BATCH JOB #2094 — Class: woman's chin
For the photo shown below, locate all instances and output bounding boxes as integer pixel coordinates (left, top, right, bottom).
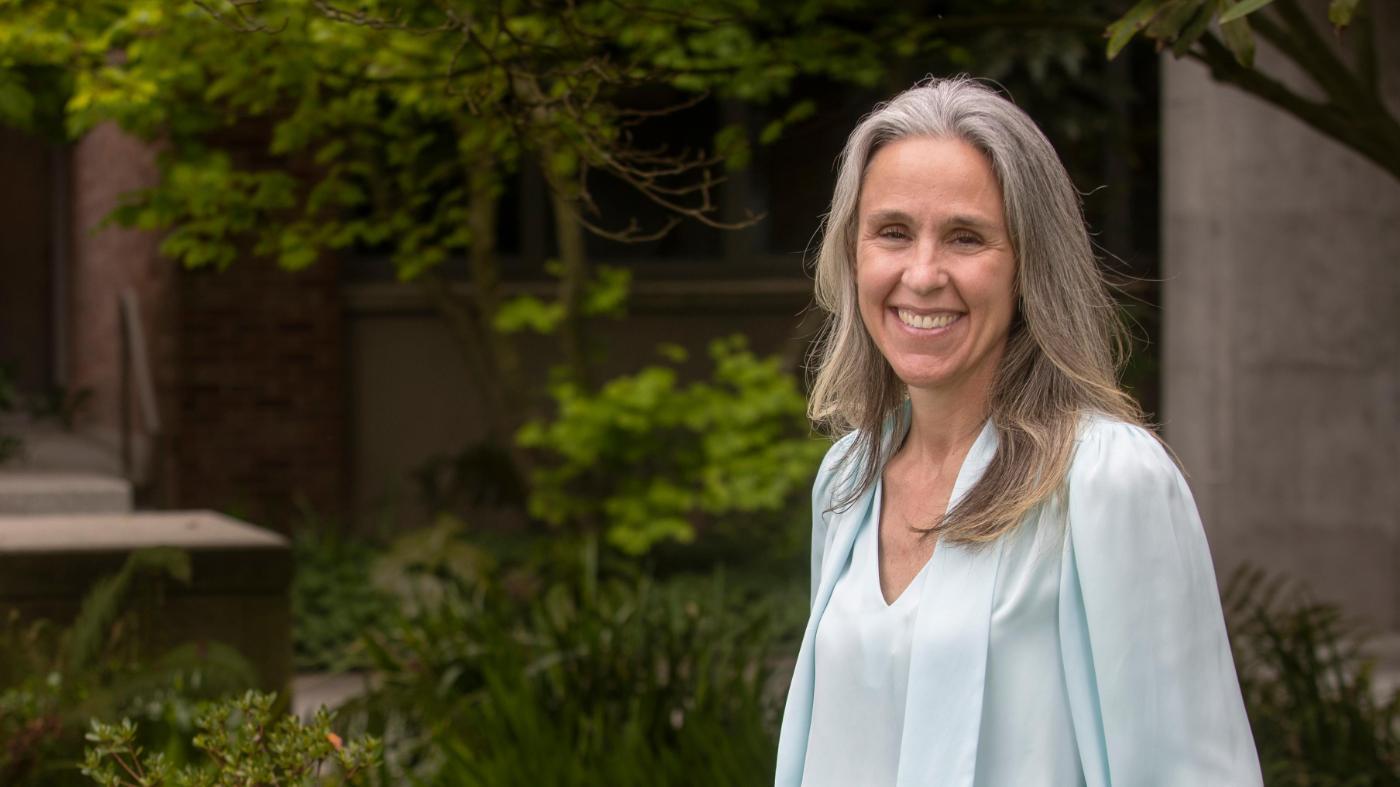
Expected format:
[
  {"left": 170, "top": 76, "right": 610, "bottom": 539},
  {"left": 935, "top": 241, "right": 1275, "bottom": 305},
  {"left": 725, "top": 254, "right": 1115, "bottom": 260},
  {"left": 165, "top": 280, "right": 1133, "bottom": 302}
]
[{"left": 891, "top": 366, "right": 958, "bottom": 392}]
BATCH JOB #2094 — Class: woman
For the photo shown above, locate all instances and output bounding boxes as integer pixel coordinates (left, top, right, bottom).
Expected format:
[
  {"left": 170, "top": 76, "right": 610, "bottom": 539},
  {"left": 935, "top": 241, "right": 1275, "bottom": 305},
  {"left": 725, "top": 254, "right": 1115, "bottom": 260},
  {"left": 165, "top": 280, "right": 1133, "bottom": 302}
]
[{"left": 775, "top": 78, "right": 1262, "bottom": 787}]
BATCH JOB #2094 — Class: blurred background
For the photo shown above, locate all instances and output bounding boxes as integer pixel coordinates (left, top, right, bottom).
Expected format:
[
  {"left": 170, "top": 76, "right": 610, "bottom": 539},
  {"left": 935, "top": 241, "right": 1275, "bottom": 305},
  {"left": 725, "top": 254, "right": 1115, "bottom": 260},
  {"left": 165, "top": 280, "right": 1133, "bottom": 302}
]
[{"left": 0, "top": 0, "right": 1396, "bottom": 784}]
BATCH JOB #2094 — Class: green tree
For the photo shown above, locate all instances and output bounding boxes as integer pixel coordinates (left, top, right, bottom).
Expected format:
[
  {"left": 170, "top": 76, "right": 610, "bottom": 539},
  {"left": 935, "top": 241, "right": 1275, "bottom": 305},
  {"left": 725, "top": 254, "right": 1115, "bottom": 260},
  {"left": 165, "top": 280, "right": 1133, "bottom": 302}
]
[
  {"left": 0, "top": 0, "right": 1150, "bottom": 552},
  {"left": 1107, "top": 0, "right": 1400, "bottom": 181},
  {"left": 0, "top": 1, "right": 894, "bottom": 461}
]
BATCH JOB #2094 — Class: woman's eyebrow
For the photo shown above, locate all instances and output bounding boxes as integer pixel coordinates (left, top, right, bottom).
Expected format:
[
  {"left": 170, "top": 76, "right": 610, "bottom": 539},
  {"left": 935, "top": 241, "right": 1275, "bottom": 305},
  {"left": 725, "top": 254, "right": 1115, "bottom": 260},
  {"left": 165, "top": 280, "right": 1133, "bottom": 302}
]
[
  {"left": 940, "top": 214, "right": 998, "bottom": 232},
  {"left": 861, "top": 208, "right": 998, "bottom": 232},
  {"left": 862, "top": 208, "right": 915, "bottom": 226}
]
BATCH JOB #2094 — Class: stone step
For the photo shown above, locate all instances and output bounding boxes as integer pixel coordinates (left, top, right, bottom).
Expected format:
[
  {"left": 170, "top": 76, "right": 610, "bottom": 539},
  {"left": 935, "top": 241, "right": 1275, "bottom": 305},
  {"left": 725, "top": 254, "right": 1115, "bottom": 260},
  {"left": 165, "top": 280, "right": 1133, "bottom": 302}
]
[
  {"left": 0, "top": 471, "right": 132, "bottom": 514},
  {"left": 0, "top": 414, "right": 123, "bottom": 477}
]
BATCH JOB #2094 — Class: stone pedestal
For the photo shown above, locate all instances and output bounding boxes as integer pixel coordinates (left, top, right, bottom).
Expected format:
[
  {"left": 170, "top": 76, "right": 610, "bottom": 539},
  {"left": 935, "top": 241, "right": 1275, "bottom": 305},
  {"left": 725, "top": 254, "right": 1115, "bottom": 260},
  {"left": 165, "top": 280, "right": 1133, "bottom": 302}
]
[{"left": 0, "top": 511, "right": 292, "bottom": 692}]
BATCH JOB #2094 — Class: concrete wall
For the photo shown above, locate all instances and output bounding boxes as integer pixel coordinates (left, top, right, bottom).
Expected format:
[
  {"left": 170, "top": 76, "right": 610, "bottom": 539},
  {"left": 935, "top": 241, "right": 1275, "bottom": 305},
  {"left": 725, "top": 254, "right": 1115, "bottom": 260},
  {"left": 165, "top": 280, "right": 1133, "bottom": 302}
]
[{"left": 1161, "top": 8, "right": 1400, "bottom": 629}]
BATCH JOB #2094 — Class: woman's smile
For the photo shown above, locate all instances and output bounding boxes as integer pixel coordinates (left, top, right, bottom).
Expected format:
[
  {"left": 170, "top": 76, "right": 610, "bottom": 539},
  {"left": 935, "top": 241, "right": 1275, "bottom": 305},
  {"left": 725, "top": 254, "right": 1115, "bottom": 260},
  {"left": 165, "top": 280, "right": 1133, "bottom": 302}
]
[{"left": 892, "top": 308, "right": 963, "bottom": 333}]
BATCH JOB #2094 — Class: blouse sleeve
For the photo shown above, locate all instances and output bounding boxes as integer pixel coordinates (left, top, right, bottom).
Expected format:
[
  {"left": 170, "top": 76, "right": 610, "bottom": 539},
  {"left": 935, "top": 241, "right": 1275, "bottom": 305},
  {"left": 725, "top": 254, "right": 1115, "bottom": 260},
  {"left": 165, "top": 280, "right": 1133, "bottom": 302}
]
[{"left": 1058, "top": 420, "right": 1263, "bottom": 787}]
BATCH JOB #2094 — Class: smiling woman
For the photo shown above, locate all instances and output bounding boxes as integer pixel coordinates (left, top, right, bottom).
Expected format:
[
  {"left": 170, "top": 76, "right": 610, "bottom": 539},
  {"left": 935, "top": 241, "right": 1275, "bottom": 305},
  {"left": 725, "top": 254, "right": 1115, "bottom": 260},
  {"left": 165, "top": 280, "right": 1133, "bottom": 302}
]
[
  {"left": 856, "top": 136, "right": 1016, "bottom": 411},
  {"left": 777, "top": 77, "right": 1263, "bottom": 787}
]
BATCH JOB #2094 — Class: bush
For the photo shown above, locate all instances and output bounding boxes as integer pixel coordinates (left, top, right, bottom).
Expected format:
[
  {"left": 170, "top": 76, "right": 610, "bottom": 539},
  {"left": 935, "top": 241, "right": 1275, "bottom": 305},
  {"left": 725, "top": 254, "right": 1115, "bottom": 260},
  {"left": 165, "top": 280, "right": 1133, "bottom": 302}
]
[
  {"left": 518, "top": 336, "right": 825, "bottom": 556},
  {"left": 291, "top": 531, "right": 398, "bottom": 672},
  {"left": 0, "top": 549, "right": 256, "bottom": 785},
  {"left": 82, "top": 690, "right": 380, "bottom": 786},
  {"left": 336, "top": 522, "right": 804, "bottom": 785},
  {"left": 1225, "top": 566, "right": 1400, "bottom": 785}
]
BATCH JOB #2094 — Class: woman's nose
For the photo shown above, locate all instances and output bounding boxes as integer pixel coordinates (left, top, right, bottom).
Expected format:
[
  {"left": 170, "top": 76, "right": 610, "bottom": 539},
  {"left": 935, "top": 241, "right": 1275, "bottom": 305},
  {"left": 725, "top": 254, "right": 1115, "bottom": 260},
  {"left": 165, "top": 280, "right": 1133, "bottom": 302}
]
[{"left": 900, "top": 244, "right": 951, "bottom": 293}]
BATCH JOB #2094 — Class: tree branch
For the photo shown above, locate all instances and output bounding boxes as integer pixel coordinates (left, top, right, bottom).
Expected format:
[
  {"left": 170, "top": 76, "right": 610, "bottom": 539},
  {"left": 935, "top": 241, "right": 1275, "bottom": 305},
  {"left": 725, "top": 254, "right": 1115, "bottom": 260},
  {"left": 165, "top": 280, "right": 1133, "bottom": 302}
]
[{"left": 1189, "top": 32, "right": 1400, "bottom": 182}]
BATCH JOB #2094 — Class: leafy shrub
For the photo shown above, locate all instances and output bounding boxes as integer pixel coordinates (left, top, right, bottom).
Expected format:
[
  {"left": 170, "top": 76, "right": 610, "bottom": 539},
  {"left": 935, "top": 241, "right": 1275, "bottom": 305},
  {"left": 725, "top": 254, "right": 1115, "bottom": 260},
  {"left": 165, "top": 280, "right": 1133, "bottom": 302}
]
[
  {"left": 1225, "top": 566, "right": 1400, "bottom": 785},
  {"left": 337, "top": 524, "right": 804, "bottom": 786},
  {"left": 291, "top": 531, "right": 398, "bottom": 672},
  {"left": 518, "top": 335, "right": 825, "bottom": 555},
  {"left": 82, "top": 690, "right": 381, "bottom": 786},
  {"left": 0, "top": 549, "right": 256, "bottom": 785}
]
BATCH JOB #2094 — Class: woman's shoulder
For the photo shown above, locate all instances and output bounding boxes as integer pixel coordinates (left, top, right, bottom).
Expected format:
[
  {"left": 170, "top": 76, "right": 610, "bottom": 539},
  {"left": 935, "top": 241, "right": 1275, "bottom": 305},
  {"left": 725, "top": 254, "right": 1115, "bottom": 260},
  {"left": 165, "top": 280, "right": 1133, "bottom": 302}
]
[{"left": 1069, "top": 413, "right": 1183, "bottom": 497}]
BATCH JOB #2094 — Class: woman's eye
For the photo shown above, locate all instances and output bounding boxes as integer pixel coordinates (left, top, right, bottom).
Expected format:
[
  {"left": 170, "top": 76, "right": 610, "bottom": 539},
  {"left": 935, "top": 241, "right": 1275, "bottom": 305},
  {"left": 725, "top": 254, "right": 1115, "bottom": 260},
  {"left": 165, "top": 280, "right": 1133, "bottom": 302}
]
[
  {"left": 877, "top": 226, "right": 910, "bottom": 240},
  {"left": 950, "top": 232, "right": 982, "bottom": 246}
]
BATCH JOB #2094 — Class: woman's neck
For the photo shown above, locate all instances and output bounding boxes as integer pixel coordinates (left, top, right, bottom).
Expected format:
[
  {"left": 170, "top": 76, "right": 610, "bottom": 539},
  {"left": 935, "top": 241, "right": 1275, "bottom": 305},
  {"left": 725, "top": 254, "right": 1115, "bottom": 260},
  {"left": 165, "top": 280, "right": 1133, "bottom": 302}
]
[{"left": 901, "top": 377, "right": 992, "bottom": 468}]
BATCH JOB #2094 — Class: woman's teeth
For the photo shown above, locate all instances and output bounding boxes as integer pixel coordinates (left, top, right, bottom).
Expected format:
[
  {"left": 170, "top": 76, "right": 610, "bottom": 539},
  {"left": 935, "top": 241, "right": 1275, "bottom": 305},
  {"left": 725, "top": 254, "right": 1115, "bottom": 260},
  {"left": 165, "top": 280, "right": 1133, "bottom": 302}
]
[{"left": 897, "top": 309, "right": 959, "bottom": 330}]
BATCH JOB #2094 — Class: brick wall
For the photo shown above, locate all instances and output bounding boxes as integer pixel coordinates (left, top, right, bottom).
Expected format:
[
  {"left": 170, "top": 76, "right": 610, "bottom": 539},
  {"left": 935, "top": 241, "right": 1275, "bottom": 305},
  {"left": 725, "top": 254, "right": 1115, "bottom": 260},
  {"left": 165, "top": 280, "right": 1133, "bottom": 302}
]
[
  {"left": 67, "top": 123, "right": 348, "bottom": 522},
  {"left": 173, "top": 256, "right": 346, "bottom": 524}
]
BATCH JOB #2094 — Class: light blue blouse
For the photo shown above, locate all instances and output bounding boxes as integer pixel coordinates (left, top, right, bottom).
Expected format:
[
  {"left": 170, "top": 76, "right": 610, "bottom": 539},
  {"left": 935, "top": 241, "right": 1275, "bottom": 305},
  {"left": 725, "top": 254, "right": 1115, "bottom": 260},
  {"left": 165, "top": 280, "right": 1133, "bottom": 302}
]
[{"left": 776, "top": 412, "right": 1263, "bottom": 787}]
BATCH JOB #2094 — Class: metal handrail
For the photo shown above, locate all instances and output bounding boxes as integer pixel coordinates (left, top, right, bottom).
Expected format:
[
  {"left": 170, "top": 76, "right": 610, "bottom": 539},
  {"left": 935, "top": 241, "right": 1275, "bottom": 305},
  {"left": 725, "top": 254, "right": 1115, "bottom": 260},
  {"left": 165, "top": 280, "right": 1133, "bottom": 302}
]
[{"left": 118, "top": 288, "right": 163, "bottom": 493}]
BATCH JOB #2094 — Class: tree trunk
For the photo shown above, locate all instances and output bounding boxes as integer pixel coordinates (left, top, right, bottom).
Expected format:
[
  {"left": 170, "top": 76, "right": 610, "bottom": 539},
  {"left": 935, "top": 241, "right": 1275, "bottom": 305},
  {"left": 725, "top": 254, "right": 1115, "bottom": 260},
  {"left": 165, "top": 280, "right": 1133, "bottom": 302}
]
[
  {"left": 549, "top": 186, "right": 592, "bottom": 389},
  {"left": 419, "top": 153, "right": 534, "bottom": 483}
]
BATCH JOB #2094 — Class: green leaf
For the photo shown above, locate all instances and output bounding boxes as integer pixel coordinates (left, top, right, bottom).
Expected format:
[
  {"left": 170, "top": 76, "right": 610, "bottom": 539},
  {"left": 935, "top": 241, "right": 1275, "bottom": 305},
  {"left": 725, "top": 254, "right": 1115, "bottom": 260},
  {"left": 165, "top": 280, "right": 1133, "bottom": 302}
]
[
  {"left": 783, "top": 99, "right": 816, "bottom": 124},
  {"left": 1219, "top": 0, "right": 1277, "bottom": 24},
  {"left": 713, "top": 123, "right": 751, "bottom": 172},
  {"left": 1170, "top": 4, "right": 1219, "bottom": 56},
  {"left": 582, "top": 266, "right": 631, "bottom": 318},
  {"left": 758, "top": 118, "right": 784, "bottom": 146},
  {"left": 494, "top": 295, "right": 566, "bottom": 334},
  {"left": 1146, "top": 0, "right": 1207, "bottom": 42},
  {"left": 1328, "top": 0, "right": 1361, "bottom": 29},
  {"left": 1106, "top": 0, "right": 1162, "bottom": 59},
  {"left": 0, "top": 74, "right": 36, "bottom": 127},
  {"left": 1220, "top": 13, "right": 1256, "bottom": 67},
  {"left": 656, "top": 343, "right": 688, "bottom": 363}
]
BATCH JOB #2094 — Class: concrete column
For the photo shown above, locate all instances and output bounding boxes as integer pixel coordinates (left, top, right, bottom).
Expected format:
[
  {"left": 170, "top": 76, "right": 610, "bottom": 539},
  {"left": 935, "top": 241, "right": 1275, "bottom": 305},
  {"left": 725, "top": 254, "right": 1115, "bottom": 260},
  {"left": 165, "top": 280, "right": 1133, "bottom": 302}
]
[{"left": 1161, "top": 7, "right": 1400, "bottom": 628}]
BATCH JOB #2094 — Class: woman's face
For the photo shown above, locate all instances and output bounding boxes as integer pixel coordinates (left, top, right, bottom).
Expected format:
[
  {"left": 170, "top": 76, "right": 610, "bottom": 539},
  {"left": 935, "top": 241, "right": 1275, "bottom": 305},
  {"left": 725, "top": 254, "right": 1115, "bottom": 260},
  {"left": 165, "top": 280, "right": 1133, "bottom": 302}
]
[{"left": 855, "top": 135, "right": 1017, "bottom": 397}]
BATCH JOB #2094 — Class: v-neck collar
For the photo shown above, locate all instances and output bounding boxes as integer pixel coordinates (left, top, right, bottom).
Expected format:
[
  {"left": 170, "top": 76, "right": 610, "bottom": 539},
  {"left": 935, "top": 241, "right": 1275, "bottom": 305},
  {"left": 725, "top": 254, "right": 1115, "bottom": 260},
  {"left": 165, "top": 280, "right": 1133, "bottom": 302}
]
[
  {"left": 874, "top": 408, "right": 992, "bottom": 608},
  {"left": 869, "top": 476, "right": 931, "bottom": 610}
]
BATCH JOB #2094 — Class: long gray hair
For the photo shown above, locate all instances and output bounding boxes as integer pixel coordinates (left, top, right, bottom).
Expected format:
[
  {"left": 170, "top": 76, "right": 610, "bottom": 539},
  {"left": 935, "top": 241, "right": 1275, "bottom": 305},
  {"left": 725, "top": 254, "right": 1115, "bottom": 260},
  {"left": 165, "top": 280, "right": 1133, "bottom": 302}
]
[{"left": 806, "top": 75, "right": 1145, "bottom": 544}]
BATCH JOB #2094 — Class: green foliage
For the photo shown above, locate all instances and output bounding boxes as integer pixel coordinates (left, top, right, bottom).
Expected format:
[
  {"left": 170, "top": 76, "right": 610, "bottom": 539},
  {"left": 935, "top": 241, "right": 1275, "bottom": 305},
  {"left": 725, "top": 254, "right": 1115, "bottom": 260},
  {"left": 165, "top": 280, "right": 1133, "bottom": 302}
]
[
  {"left": 493, "top": 264, "right": 631, "bottom": 336},
  {"left": 518, "top": 336, "right": 825, "bottom": 555},
  {"left": 427, "top": 579, "right": 787, "bottom": 786},
  {"left": 290, "top": 531, "right": 398, "bottom": 672},
  {"left": 341, "top": 529, "right": 803, "bottom": 786},
  {"left": 82, "top": 691, "right": 381, "bottom": 786},
  {"left": 1224, "top": 566, "right": 1400, "bottom": 785},
  {"left": 0, "top": 0, "right": 931, "bottom": 281},
  {"left": 1106, "top": 0, "right": 1364, "bottom": 66},
  {"left": 1105, "top": 0, "right": 1399, "bottom": 182},
  {"left": 0, "top": 549, "right": 257, "bottom": 785},
  {"left": 368, "top": 515, "right": 495, "bottom": 617}
]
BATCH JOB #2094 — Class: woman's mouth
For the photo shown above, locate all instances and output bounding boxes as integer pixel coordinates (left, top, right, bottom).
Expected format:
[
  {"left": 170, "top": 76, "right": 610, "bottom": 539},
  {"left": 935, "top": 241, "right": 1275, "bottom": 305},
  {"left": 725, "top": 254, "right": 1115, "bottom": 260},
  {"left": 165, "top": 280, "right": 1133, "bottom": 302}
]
[{"left": 895, "top": 308, "right": 962, "bottom": 330}]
